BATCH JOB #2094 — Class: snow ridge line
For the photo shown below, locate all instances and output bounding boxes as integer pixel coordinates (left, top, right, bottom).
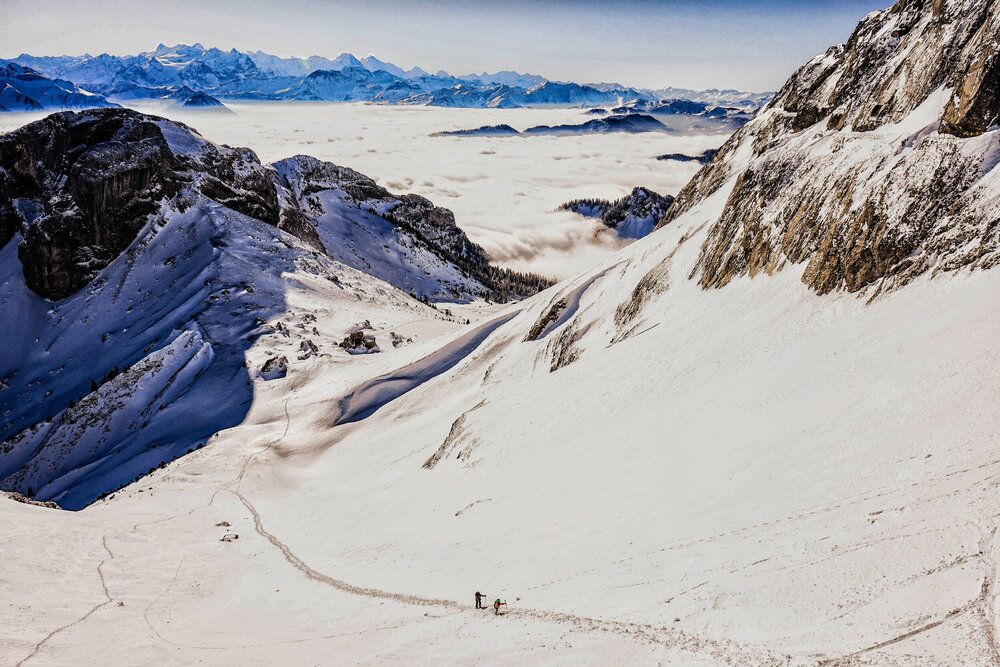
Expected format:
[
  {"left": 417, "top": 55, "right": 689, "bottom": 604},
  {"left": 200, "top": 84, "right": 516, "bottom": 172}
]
[{"left": 15, "top": 536, "right": 115, "bottom": 666}]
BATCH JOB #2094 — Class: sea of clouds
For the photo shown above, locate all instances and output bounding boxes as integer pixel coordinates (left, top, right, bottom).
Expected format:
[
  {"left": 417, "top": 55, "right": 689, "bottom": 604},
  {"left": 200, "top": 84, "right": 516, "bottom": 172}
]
[{"left": 4, "top": 103, "right": 728, "bottom": 280}]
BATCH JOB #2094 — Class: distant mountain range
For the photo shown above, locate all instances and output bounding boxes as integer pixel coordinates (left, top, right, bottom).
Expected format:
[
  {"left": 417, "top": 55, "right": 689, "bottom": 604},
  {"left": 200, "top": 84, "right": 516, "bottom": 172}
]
[
  {"left": 0, "top": 43, "right": 773, "bottom": 112},
  {"left": 0, "top": 62, "right": 118, "bottom": 112}
]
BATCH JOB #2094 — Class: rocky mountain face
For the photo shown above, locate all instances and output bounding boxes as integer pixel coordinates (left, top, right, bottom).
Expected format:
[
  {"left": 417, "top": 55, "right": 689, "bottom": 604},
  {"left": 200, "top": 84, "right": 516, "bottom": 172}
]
[
  {"left": 561, "top": 187, "right": 674, "bottom": 239},
  {"left": 0, "top": 108, "right": 545, "bottom": 304},
  {"left": 0, "top": 108, "right": 551, "bottom": 508},
  {"left": 659, "top": 0, "right": 1000, "bottom": 296},
  {"left": 0, "top": 109, "right": 276, "bottom": 299}
]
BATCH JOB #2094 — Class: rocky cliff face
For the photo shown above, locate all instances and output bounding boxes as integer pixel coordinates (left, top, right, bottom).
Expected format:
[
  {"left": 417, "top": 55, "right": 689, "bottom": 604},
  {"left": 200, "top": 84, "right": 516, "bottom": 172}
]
[
  {"left": 0, "top": 109, "right": 277, "bottom": 299},
  {"left": 660, "top": 0, "right": 1000, "bottom": 296}
]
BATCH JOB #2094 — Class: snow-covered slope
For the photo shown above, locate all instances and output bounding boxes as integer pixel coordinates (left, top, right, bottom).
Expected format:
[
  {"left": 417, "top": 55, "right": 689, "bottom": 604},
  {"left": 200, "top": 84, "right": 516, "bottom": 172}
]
[
  {"left": 0, "top": 109, "right": 545, "bottom": 508},
  {"left": 3, "top": 1, "right": 1000, "bottom": 664},
  {"left": 274, "top": 155, "right": 492, "bottom": 301}
]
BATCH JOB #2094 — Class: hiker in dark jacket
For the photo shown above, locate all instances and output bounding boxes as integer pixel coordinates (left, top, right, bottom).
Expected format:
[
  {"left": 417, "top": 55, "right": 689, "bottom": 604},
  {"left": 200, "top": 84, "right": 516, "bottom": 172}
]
[{"left": 475, "top": 591, "right": 485, "bottom": 609}]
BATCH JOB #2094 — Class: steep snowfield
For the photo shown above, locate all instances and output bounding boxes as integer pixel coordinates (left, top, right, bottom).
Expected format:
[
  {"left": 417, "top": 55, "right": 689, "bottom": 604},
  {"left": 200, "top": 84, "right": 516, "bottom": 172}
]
[{"left": 0, "top": 192, "right": 462, "bottom": 509}]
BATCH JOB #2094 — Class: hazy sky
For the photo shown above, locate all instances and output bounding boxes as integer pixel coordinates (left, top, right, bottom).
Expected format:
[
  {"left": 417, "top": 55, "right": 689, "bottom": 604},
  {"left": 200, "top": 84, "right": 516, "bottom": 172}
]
[{"left": 3, "top": 0, "right": 891, "bottom": 90}]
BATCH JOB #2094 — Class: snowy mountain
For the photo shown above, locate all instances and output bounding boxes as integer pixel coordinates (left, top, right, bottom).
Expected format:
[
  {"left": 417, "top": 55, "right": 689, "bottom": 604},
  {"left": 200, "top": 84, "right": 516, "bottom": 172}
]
[
  {"left": 434, "top": 114, "right": 673, "bottom": 137},
  {"left": 0, "top": 62, "right": 117, "bottom": 111},
  {"left": 168, "top": 86, "right": 229, "bottom": 110},
  {"left": 7, "top": 1, "right": 1000, "bottom": 663},
  {"left": 275, "top": 67, "right": 418, "bottom": 102},
  {"left": 646, "top": 86, "right": 775, "bottom": 109},
  {"left": 660, "top": 0, "right": 1000, "bottom": 295},
  {"left": 273, "top": 155, "right": 545, "bottom": 301},
  {"left": 515, "top": 81, "right": 622, "bottom": 107},
  {"left": 360, "top": 54, "right": 407, "bottom": 79},
  {"left": 459, "top": 70, "right": 548, "bottom": 89},
  {"left": 400, "top": 83, "right": 523, "bottom": 108},
  {"left": 559, "top": 187, "right": 674, "bottom": 239},
  {"left": 4, "top": 44, "right": 773, "bottom": 112},
  {"left": 0, "top": 108, "right": 548, "bottom": 508}
]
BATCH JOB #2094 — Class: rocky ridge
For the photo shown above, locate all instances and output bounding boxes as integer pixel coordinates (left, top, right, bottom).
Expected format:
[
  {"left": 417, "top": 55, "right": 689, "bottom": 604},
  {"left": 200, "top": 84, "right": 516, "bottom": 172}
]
[{"left": 658, "top": 0, "right": 1000, "bottom": 296}]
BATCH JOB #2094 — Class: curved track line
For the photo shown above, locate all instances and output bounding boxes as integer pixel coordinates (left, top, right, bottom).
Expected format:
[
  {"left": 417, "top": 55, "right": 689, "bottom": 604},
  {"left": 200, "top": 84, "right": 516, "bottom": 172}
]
[
  {"left": 16, "top": 537, "right": 115, "bottom": 666},
  {"left": 232, "top": 487, "right": 784, "bottom": 665}
]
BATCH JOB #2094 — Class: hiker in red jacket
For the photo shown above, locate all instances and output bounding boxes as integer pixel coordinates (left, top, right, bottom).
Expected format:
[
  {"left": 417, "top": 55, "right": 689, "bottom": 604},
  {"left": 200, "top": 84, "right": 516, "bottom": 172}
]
[{"left": 493, "top": 598, "right": 506, "bottom": 615}]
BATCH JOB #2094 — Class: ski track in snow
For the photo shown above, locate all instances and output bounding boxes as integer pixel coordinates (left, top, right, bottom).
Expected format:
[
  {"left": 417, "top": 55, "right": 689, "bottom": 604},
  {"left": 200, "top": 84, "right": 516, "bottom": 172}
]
[
  {"left": 228, "top": 445, "right": 785, "bottom": 665},
  {"left": 15, "top": 536, "right": 115, "bottom": 667}
]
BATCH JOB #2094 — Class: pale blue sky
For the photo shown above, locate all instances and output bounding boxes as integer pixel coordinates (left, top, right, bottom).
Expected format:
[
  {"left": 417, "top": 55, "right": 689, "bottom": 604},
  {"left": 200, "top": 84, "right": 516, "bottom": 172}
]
[{"left": 2, "top": 0, "right": 892, "bottom": 90}]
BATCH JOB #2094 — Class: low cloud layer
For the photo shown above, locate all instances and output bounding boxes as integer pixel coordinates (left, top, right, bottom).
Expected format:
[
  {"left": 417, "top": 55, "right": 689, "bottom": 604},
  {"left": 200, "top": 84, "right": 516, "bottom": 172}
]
[{"left": 124, "top": 103, "right": 725, "bottom": 279}]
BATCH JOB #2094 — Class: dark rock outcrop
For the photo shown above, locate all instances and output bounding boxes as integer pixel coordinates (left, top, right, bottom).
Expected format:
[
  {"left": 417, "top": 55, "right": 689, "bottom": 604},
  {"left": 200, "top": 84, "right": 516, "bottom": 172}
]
[
  {"left": 523, "top": 114, "right": 667, "bottom": 136},
  {"left": 0, "top": 108, "right": 278, "bottom": 299},
  {"left": 656, "top": 149, "right": 717, "bottom": 165},
  {"left": 431, "top": 124, "right": 519, "bottom": 137}
]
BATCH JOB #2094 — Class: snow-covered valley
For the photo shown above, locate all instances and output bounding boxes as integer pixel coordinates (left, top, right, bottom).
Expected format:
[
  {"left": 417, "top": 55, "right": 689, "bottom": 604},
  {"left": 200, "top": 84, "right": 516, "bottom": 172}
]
[{"left": 3, "top": 0, "right": 1000, "bottom": 664}]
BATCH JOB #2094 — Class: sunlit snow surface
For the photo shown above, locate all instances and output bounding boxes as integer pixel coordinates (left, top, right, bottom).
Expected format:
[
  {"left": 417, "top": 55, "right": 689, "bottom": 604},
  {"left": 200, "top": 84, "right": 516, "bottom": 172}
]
[
  {"left": 4, "top": 97, "right": 999, "bottom": 665},
  {"left": 1, "top": 102, "right": 723, "bottom": 280}
]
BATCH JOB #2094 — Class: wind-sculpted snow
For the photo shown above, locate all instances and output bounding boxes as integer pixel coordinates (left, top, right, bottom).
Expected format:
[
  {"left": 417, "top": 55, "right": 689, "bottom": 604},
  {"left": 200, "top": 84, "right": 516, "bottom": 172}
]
[
  {"left": 334, "top": 312, "right": 519, "bottom": 425},
  {"left": 0, "top": 197, "right": 296, "bottom": 508}
]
